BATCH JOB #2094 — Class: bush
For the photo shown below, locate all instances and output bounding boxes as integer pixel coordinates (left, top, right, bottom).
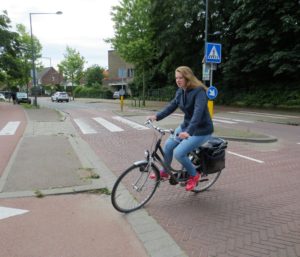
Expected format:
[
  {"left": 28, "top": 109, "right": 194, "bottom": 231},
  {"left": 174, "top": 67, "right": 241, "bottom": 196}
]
[{"left": 74, "top": 86, "right": 113, "bottom": 99}]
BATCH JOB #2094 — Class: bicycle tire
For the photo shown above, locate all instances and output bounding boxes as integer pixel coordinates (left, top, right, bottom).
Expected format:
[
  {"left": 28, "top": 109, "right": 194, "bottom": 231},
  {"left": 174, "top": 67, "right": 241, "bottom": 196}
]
[
  {"left": 111, "top": 162, "right": 160, "bottom": 213},
  {"left": 192, "top": 170, "right": 222, "bottom": 193}
]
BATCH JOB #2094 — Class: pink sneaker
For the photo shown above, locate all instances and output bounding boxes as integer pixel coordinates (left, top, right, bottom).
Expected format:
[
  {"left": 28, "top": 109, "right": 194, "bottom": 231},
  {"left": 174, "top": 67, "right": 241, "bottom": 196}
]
[
  {"left": 150, "top": 170, "right": 169, "bottom": 180},
  {"left": 185, "top": 173, "right": 200, "bottom": 191}
]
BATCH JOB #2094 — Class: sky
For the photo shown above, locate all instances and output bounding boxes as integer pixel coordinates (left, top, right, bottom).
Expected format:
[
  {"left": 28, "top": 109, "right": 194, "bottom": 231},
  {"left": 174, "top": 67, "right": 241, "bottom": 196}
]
[{"left": 1, "top": 0, "right": 120, "bottom": 69}]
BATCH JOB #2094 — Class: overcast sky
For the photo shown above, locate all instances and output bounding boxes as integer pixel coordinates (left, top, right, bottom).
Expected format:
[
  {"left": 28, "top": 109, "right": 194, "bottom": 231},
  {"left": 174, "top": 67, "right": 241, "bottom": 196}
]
[{"left": 1, "top": 0, "right": 120, "bottom": 69}]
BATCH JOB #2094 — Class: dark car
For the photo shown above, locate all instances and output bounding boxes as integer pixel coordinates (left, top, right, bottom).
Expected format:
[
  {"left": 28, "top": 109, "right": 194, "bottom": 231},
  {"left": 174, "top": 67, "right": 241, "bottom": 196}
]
[{"left": 16, "top": 92, "right": 31, "bottom": 104}]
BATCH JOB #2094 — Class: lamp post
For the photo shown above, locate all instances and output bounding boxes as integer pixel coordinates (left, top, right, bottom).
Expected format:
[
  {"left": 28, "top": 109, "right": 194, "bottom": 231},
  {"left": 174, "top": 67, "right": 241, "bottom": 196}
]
[{"left": 29, "top": 11, "right": 62, "bottom": 106}]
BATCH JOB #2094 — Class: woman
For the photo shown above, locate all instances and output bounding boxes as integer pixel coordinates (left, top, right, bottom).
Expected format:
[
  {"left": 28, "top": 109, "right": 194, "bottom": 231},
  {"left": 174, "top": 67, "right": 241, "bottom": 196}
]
[{"left": 148, "top": 66, "right": 213, "bottom": 191}]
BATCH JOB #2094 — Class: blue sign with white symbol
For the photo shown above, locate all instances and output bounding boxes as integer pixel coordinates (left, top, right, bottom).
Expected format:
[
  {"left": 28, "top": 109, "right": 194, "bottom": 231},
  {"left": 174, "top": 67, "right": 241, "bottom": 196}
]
[
  {"left": 207, "top": 86, "right": 218, "bottom": 100},
  {"left": 205, "top": 42, "right": 222, "bottom": 63}
]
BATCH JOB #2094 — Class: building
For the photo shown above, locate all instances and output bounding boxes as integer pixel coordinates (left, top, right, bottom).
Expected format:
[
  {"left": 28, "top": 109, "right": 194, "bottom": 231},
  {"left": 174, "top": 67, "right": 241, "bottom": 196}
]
[
  {"left": 37, "top": 67, "right": 64, "bottom": 86},
  {"left": 104, "top": 50, "right": 134, "bottom": 95}
]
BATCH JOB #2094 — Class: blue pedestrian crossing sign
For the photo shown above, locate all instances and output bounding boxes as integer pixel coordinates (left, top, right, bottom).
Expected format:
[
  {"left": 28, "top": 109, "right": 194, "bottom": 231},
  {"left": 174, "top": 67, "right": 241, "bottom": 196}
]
[
  {"left": 207, "top": 86, "right": 218, "bottom": 100},
  {"left": 205, "top": 42, "right": 222, "bottom": 63}
]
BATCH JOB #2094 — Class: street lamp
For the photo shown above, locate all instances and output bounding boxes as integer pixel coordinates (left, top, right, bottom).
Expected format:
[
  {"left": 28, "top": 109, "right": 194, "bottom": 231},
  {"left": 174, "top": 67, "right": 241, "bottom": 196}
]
[{"left": 29, "top": 11, "right": 62, "bottom": 106}]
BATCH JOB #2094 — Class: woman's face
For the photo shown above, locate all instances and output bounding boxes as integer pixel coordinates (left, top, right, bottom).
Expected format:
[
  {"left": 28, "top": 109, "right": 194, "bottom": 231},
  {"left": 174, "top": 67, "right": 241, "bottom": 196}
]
[{"left": 175, "top": 71, "right": 187, "bottom": 89}]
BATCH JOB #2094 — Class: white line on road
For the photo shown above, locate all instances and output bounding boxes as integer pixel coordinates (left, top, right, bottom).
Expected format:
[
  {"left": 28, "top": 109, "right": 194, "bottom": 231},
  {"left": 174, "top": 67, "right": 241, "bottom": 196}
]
[
  {"left": 214, "top": 116, "right": 254, "bottom": 123},
  {"left": 227, "top": 151, "right": 264, "bottom": 164},
  {"left": 212, "top": 118, "right": 237, "bottom": 124},
  {"left": 0, "top": 206, "right": 29, "bottom": 220},
  {"left": 112, "top": 116, "right": 149, "bottom": 130},
  {"left": 229, "top": 111, "right": 299, "bottom": 119},
  {"left": 297, "top": 143, "right": 300, "bottom": 145},
  {"left": 93, "top": 117, "right": 124, "bottom": 132},
  {"left": 0, "top": 121, "right": 20, "bottom": 135},
  {"left": 74, "top": 118, "right": 97, "bottom": 134}
]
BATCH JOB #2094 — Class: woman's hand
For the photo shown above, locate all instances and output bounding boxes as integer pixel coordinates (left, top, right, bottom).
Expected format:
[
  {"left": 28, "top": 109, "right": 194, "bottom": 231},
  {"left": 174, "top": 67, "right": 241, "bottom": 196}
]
[
  {"left": 178, "top": 132, "right": 190, "bottom": 139},
  {"left": 147, "top": 115, "right": 157, "bottom": 122}
]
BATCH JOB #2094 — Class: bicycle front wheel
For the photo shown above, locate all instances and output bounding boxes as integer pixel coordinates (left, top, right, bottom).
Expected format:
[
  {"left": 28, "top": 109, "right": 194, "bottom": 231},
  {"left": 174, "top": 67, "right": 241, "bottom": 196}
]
[
  {"left": 192, "top": 170, "right": 222, "bottom": 193},
  {"left": 111, "top": 162, "right": 160, "bottom": 213}
]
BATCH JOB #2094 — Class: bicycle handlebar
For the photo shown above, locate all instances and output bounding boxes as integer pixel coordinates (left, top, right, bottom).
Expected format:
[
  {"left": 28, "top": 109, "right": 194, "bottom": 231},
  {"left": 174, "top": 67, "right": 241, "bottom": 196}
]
[{"left": 145, "top": 120, "right": 174, "bottom": 135}]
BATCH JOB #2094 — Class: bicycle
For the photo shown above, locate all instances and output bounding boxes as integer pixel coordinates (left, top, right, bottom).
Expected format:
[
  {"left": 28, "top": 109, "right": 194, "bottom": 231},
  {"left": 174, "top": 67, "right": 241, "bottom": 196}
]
[{"left": 111, "top": 120, "right": 228, "bottom": 213}]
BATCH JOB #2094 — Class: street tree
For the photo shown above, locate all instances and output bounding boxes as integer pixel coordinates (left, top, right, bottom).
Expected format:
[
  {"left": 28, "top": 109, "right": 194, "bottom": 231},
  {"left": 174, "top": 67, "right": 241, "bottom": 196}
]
[
  {"left": 84, "top": 65, "right": 104, "bottom": 87},
  {"left": 58, "top": 46, "right": 85, "bottom": 99},
  {"left": 16, "top": 24, "right": 42, "bottom": 92},
  {"left": 109, "top": 0, "right": 155, "bottom": 105},
  {"left": 0, "top": 11, "right": 22, "bottom": 87}
]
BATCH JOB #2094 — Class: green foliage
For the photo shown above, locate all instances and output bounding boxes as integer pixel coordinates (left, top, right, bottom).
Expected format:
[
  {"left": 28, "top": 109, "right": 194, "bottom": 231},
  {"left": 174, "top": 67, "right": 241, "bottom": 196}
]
[
  {"left": 74, "top": 85, "right": 113, "bottom": 99},
  {"left": 110, "top": 0, "right": 155, "bottom": 68},
  {"left": 0, "top": 11, "right": 22, "bottom": 84},
  {"left": 84, "top": 65, "right": 104, "bottom": 87},
  {"left": 58, "top": 46, "right": 85, "bottom": 86}
]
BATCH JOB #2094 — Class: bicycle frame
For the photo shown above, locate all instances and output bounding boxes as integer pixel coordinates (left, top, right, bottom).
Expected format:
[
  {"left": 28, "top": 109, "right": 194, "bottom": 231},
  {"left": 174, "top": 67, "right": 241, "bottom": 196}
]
[{"left": 144, "top": 121, "right": 189, "bottom": 184}]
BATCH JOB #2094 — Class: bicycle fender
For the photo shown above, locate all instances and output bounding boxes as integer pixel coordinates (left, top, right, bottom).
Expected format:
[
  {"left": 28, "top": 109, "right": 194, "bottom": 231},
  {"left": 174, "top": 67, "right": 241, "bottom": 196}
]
[{"left": 133, "top": 160, "right": 149, "bottom": 166}]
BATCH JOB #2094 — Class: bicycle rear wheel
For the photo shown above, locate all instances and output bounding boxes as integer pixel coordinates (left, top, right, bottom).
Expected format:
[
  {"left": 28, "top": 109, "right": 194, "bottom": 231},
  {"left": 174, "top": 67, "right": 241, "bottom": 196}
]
[
  {"left": 111, "top": 162, "right": 160, "bottom": 213},
  {"left": 192, "top": 170, "right": 221, "bottom": 193}
]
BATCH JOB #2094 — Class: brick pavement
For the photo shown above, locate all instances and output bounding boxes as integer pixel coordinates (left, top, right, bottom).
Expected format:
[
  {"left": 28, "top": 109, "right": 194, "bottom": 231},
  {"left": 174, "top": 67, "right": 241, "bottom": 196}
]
[{"left": 143, "top": 140, "right": 300, "bottom": 257}]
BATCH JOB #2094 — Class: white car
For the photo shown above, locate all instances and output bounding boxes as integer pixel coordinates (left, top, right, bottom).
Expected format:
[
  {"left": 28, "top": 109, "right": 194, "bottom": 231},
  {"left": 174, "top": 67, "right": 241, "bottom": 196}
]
[
  {"left": 51, "top": 92, "right": 69, "bottom": 102},
  {"left": 113, "top": 91, "right": 120, "bottom": 99},
  {"left": 0, "top": 93, "right": 6, "bottom": 101}
]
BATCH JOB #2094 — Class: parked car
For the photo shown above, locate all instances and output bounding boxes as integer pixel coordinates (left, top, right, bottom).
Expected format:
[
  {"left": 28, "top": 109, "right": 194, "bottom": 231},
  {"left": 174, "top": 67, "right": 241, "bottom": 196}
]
[
  {"left": 16, "top": 92, "right": 31, "bottom": 104},
  {"left": 0, "top": 93, "right": 6, "bottom": 101},
  {"left": 113, "top": 91, "right": 120, "bottom": 99},
  {"left": 51, "top": 92, "right": 69, "bottom": 102}
]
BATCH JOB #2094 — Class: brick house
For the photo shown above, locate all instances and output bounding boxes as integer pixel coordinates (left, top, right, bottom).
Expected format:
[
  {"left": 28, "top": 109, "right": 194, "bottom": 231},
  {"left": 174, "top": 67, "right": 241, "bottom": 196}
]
[{"left": 37, "top": 67, "right": 64, "bottom": 87}]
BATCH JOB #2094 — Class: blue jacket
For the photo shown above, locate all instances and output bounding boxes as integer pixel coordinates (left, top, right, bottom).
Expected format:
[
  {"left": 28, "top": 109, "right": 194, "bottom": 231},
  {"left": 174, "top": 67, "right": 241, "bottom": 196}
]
[{"left": 156, "top": 87, "right": 213, "bottom": 136}]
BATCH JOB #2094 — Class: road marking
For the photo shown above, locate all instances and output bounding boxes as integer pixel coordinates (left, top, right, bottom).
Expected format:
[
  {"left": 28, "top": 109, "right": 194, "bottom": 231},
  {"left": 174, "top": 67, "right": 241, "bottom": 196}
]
[
  {"left": 112, "top": 116, "right": 149, "bottom": 130},
  {"left": 212, "top": 118, "right": 237, "bottom": 124},
  {"left": 214, "top": 116, "right": 254, "bottom": 123},
  {"left": 0, "top": 121, "right": 20, "bottom": 135},
  {"left": 227, "top": 151, "right": 264, "bottom": 164},
  {"left": 0, "top": 206, "right": 29, "bottom": 220},
  {"left": 93, "top": 117, "right": 124, "bottom": 132},
  {"left": 74, "top": 118, "right": 97, "bottom": 134},
  {"left": 229, "top": 111, "right": 299, "bottom": 119},
  {"left": 297, "top": 143, "right": 300, "bottom": 145}
]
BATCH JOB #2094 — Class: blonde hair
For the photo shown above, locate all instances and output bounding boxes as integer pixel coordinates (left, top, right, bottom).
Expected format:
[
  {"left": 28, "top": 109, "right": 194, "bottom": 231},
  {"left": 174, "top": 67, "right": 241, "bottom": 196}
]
[{"left": 175, "top": 66, "right": 207, "bottom": 90}]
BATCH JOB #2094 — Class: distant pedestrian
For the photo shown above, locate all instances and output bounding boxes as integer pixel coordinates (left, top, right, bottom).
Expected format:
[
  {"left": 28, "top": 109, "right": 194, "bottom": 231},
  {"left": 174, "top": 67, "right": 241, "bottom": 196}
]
[{"left": 11, "top": 92, "right": 16, "bottom": 104}]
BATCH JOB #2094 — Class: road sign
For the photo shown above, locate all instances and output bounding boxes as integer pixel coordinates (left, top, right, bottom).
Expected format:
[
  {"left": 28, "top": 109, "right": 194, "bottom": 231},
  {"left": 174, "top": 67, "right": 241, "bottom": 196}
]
[
  {"left": 202, "top": 64, "right": 210, "bottom": 81},
  {"left": 207, "top": 86, "right": 218, "bottom": 100},
  {"left": 205, "top": 42, "right": 222, "bottom": 63}
]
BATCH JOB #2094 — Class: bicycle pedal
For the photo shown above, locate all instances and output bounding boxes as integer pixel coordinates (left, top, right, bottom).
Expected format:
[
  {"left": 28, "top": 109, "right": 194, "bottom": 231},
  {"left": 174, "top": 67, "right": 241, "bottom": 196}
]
[{"left": 200, "top": 178, "right": 209, "bottom": 182}]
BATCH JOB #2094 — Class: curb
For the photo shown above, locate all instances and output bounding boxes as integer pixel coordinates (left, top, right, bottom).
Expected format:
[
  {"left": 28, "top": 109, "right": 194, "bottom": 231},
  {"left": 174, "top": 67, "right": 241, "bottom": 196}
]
[{"left": 218, "top": 135, "right": 278, "bottom": 143}]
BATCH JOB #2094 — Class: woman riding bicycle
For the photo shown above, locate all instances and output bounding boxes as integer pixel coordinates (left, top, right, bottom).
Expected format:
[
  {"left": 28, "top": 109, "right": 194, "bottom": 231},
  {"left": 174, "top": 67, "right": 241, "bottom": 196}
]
[{"left": 148, "top": 66, "right": 213, "bottom": 191}]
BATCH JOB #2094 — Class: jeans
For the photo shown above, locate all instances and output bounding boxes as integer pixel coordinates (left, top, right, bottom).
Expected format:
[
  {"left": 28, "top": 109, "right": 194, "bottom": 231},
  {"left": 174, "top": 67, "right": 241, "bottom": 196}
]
[{"left": 163, "top": 126, "right": 211, "bottom": 177}]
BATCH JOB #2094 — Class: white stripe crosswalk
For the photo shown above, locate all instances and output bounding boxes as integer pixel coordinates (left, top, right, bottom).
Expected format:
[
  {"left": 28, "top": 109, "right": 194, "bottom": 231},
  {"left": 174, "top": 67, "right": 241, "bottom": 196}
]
[
  {"left": 74, "top": 118, "right": 97, "bottom": 134},
  {"left": 93, "top": 117, "right": 124, "bottom": 132},
  {"left": 112, "top": 116, "right": 149, "bottom": 130},
  {"left": 0, "top": 121, "right": 21, "bottom": 135},
  {"left": 74, "top": 116, "right": 148, "bottom": 134}
]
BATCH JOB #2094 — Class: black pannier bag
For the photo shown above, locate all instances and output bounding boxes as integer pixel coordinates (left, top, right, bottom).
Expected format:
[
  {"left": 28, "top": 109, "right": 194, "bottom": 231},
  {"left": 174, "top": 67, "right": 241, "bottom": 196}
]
[
  {"left": 202, "top": 149, "right": 226, "bottom": 173},
  {"left": 200, "top": 137, "right": 227, "bottom": 174}
]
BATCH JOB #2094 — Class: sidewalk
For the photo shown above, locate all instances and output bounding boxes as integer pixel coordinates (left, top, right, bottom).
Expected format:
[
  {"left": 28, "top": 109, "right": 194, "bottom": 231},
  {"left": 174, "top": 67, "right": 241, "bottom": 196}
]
[{"left": 0, "top": 105, "right": 187, "bottom": 257}]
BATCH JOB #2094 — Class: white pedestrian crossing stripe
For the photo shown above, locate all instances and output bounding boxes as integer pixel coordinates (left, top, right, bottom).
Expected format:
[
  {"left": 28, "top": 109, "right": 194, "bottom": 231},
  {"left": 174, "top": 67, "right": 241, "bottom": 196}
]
[
  {"left": 112, "top": 116, "right": 149, "bottom": 130},
  {"left": 0, "top": 121, "right": 20, "bottom": 135},
  {"left": 93, "top": 117, "right": 124, "bottom": 132},
  {"left": 74, "top": 118, "right": 97, "bottom": 134},
  {"left": 0, "top": 206, "right": 29, "bottom": 220}
]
